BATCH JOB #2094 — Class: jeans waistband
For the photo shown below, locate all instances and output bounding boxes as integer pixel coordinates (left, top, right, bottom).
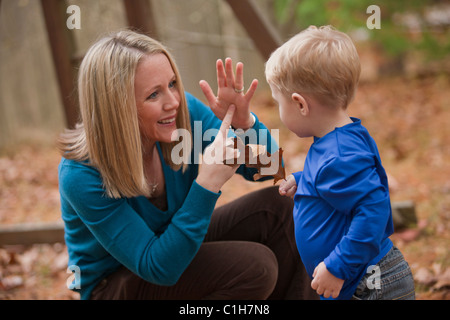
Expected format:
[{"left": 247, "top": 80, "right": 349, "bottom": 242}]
[{"left": 377, "top": 246, "right": 404, "bottom": 273}]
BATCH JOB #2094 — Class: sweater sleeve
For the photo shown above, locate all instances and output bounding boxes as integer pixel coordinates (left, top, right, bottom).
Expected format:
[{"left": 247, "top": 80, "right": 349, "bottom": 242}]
[
  {"left": 315, "top": 155, "right": 391, "bottom": 280},
  {"left": 59, "top": 161, "right": 220, "bottom": 286}
]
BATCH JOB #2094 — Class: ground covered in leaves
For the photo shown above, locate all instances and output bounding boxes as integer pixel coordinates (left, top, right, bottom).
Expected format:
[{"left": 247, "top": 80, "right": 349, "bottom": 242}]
[{"left": 0, "top": 75, "right": 449, "bottom": 300}]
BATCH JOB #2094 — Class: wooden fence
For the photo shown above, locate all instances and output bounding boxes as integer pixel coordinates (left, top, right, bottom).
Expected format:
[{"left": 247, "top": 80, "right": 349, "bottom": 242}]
[{"left": 0, "top": 0, "right": 291, "bottom": 149}]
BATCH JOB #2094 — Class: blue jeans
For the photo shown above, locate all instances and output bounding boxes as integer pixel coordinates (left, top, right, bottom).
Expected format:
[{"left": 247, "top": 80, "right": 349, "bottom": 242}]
[{"left": 352, "top": 246, "right": 415, "bottom": 300}]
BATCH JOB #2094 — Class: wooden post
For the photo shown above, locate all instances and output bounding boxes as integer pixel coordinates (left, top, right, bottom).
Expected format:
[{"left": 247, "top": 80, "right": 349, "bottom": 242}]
[
  {"left": 41, "top": 0, "right": 79, "bottom": 128},
  {"left": 224, "top": 0, "right": 283, "bottom": 60},
  {"left": 0, "top": 222, "right": 65, "bottom": 245},
  {"left": 392, "top": 200, "right": 417, "bottom": 230},
  {"left": 123, "top": 0, "right": 158, "bottom": 39}
]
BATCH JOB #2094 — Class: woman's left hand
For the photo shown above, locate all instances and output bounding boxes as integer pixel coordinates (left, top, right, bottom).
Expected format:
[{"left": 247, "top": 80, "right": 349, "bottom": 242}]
[{"left": 199, "top": 58, "right": 258, "bottom": 130}]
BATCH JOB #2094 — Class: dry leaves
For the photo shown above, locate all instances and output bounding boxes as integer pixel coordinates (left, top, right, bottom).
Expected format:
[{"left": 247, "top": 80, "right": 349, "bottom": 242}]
[
  {"left": 223, "top": 137, "right": 286, "bottom": 184},
  {"left": 0, "top": 243, "right": 77, "bottom": 299},
  {"left": 0, "top": 75, "right": 449, "bottom": 299},
  {"left": 0, "top": 145, "right": 61, "bottom": 225},
  {"left": 414, "top": 264, "right": 450, "bottom": 299}
]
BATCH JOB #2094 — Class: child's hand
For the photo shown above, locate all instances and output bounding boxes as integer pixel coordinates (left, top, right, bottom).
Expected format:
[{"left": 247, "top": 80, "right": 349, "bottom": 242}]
[
  {"left": 279, "top": 174, "right": 297, "bottom": 198},
  {"left": 311, "top": 262, "right": 344, "bottom": 299}
]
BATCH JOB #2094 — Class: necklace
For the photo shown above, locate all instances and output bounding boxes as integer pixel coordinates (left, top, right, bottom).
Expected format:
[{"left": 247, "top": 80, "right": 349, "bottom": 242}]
[
  {"left": 143, "top": 144, "right": 162, "bottom": 198},
  {"left": 149, "top": 182, "right": 158, "bottom": 196}
]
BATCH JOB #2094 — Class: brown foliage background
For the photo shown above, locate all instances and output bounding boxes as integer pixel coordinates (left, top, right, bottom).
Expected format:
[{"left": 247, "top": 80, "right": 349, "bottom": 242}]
[{"left": 1, "top": 75, "right": 449, "bottom": 300}]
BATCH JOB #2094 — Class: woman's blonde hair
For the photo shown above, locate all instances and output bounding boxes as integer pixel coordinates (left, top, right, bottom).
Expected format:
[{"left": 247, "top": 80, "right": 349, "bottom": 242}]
[
  {"left": 57, "top": 30, "right": 191, "bottom": 199},
  {"left": 265, "top": 25, "right": 361, "bottom": 109}
]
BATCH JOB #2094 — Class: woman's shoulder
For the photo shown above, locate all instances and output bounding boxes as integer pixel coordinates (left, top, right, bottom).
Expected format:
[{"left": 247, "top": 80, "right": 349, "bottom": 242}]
[
  {"left": 58, "top": 157, "right": 102, "bottom": 194},
  {"left": 59, "top": 157, "right": 97, "bottom": 175},
  {"left": 185, "top": 91, "right": 220, "bottom": 128},
  {"left": 185, "top": 92, "right": 208, "bottom": 114},
  {"left": 185, "top": 91, "right": 216, "bottom": 115}
]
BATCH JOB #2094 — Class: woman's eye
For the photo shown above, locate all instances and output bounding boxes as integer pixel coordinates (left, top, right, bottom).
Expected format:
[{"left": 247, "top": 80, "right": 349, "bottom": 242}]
[
  {"left": 146, "top": 81, "right": 176, "bottom": 100},
  {"left": 147, "top": 92, "right": 158, "bottom": 100}
]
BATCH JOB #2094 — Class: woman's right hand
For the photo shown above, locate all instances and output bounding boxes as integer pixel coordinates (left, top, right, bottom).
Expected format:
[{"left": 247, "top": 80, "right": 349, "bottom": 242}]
[{"left": 196, "top": 105, "right": 240, "bottom": 193}]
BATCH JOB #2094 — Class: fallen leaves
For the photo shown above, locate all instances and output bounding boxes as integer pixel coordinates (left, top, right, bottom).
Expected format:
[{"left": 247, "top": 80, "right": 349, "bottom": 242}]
[
  {"left": 0, "top": 244, "right": 77, "bottom": 300},
  {"left": 223, "top": 137, "right": 286, "bottom": 184},
  {"left": 414, "top": 264, "right": 450, "bottom": 299},
  {"left": 0, "top": 145, "right": 61, "bottom": 225},
  {"left": 0, "top": 75, "right": 449, "bottom": 299}
]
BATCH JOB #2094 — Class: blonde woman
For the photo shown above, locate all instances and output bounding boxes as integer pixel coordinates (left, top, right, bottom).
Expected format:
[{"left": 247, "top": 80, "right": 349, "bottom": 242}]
[{"left": 58, "top": 30, "right": 316, "bottom": 300}]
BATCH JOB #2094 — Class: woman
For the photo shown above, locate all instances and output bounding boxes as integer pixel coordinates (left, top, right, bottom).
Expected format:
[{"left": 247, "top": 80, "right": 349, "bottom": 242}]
[{"left": 58, "top": 30, "right": 317, "bottom": 300}]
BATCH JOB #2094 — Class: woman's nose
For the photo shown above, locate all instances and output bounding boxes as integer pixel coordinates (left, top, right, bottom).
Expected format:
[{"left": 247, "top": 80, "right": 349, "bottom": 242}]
[{"left": 163, "top": 90, "right": 179, "bottom": 111}]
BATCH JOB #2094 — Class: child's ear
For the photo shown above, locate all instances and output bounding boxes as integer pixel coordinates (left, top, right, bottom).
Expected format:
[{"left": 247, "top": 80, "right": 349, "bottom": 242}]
[{"left": 292, "top": 93, "right": 309, "bottom": 116}]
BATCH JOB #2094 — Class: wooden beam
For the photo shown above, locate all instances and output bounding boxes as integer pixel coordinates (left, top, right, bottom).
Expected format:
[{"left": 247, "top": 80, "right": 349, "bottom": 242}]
[
  {"left": 0, "top": 222, "right": 65, "bottom": 246},
  {"left": 41, "top": 0, "right": 79, "bottom": 128},
  {"left": 0, "top": 201, "right": 415, "bottom": 246},
  {"left": 123, "top": 0, "right": 158, "bottom": 39},
  {"left": 224, "top": 0, "right": 283, "bottom": 60},
  {"left": 392, "top": 200, "right": 417, "bottom": 230}
]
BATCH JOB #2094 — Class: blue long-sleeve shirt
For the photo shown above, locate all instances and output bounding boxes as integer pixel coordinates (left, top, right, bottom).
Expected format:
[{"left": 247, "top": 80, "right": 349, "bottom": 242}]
[
  {"left": 58, "top": 92, "right": 278, "bottom": 299},
  {"left": 292, "top": 118, "right": 394, "bottom": 300}
]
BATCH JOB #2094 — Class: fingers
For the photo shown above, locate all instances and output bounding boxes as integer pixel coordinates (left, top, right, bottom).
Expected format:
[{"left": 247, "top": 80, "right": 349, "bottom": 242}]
[
  {"left": 245, "top": 79, "right": 258, "bottom": 100},
  {"left": 279, "top": 181, "right": 289, "bottom": 195},
  {"left": 199, "top": 80, "right": 216, "bottom": 106},
  {"left": 219, "top": 104, "right": 235, "bottom": 135},
  {"left": 204, "top": 105, "right": 236, "bottom": 166},
  {"left": 217, "top": 58, "right": 248, "bottom": 92},
  {"left": 216, "top": 59, "right": 226, "bottom": 87},
  {"left": 234, "top": 62, "right": 244, "bottom": 91},
  {"left": 224, "top": 138, "right": 241, "bottom": 165},
  {"left": 311, "top": 278, "right": 318, "bottom": 291},
  {"left": 311, "top": 285, "right": 338, "bottom": 299},
  {"left": 279, "top": 185, "right": 297, "bottom": 198},
  {"left": 279, "top": 174, "right": 297, "bottom": 197},
  {"left": 311, "top": 262, "right": 343, "bottom": 299},
  {"left": 225, "top": 58, "right": 235, "bottom": 88}
]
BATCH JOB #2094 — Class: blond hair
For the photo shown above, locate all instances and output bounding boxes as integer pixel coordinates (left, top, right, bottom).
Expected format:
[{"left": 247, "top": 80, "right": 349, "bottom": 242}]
[
  {"left": 57, "top": 30, "right": 191, "bottom": 199},
  {"left": 265, "top": 25, "right": 361, "bottom": 108}
]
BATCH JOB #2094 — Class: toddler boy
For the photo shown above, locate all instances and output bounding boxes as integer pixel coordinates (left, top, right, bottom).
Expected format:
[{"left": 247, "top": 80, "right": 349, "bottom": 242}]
[{"left": 265, "top": 26, "right": 415, "bottom": 300}]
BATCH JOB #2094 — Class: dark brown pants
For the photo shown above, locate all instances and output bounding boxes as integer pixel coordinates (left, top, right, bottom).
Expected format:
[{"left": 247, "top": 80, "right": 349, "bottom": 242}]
[{"left": 90, "top": 187, "right": 318, "bottom": 300}]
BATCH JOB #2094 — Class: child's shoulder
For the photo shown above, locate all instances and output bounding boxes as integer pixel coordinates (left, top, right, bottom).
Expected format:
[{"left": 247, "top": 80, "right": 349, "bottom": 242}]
[
  {"left": 315, "top": 118, "right": 377, "bottom": 158},
  {"left": 307, "top": 121, "right": 379, "bottom": 178}
]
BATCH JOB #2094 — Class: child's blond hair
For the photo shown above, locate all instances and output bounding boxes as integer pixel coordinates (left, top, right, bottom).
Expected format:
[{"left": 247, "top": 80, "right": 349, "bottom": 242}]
[{"left": 265, "top": 25, "right": 361, "bottom": 109}]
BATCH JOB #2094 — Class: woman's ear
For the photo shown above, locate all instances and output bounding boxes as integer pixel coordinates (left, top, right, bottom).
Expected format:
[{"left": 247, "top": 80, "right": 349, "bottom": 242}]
[{"left": 292, "top": 93, "right": 309, "bottom": 116}]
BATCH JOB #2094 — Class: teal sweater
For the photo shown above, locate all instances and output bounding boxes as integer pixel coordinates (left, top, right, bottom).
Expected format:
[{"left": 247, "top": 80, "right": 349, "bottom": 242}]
[{"left": 59, "top": 92, "right": 277, "bottom": 299}]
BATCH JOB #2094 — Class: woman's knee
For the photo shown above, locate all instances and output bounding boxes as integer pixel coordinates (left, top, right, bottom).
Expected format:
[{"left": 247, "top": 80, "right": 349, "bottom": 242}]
[
  {"left": 237, "top": 242, "right": 279, "bottom": 299},
  {"left": 201, "top": 241, "right": 278, "bottom": 300}
]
